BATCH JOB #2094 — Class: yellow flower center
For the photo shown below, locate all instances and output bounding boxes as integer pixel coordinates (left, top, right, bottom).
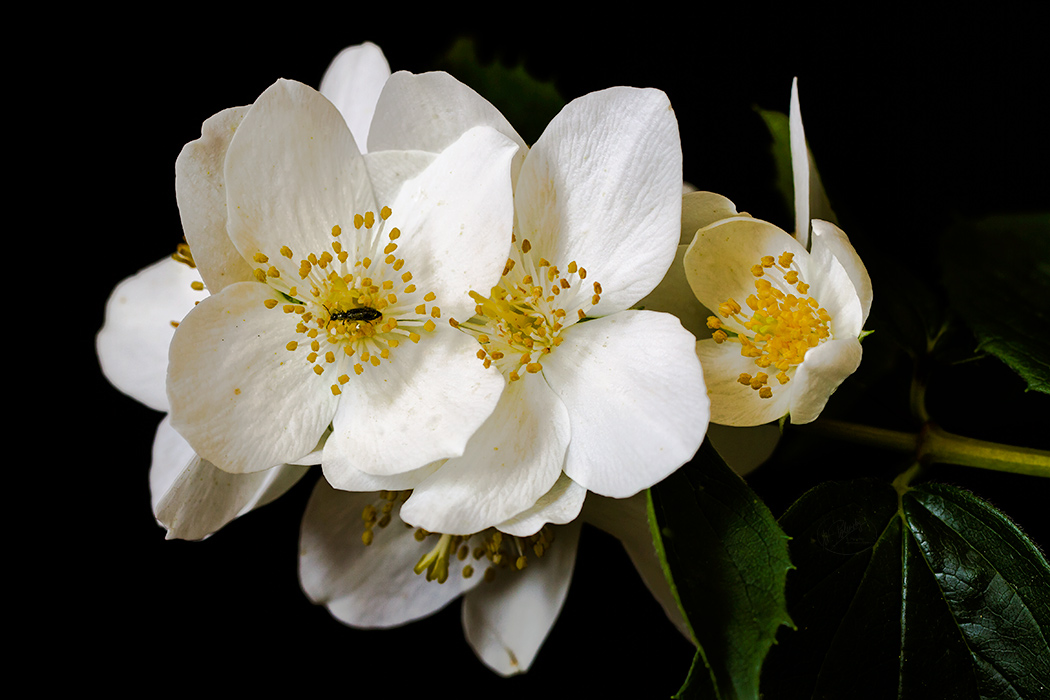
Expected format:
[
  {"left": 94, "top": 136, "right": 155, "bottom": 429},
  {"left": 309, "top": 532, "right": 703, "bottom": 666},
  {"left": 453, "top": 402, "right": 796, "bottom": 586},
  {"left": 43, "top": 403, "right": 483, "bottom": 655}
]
[
  {"left": 707, "top": 251, "right": 832, "bottom": 399},
  {"left": 251, "top": 207, "right": 439, "bottom": 395},
  {"left": 450, "top": 237, "right": 600, "bottom": 382},
  {"left": 360, "top": 491, "right": 557, "bottom": 584}
]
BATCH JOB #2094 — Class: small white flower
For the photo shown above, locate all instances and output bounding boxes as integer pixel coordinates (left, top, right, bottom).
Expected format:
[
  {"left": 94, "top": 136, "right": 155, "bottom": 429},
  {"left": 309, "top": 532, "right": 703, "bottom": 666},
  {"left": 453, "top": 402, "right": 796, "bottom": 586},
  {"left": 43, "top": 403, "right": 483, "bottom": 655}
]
[
  {"left": 166, "top": 77, "right": 518, "bottom": 484},
  {"left": 682, "top": 80, "right": 872, "bottom": 427}
]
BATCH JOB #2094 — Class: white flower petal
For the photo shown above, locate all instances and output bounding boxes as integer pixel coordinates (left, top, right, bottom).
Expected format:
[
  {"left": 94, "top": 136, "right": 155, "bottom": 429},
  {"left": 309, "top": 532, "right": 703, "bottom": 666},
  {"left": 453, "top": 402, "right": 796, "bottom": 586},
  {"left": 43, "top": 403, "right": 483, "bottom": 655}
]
[
  {"left": 798, "top": 237, "right": 864, "bottom": 340},
  {"left": 543, "top": 311, "right": 709, "bottom": 498},
  {"left": 788, "top": 337, "right": 863, "bottom": 424},
  {"left": 681, "top": 190, "right": 743, "bottom": 245},
  {"left": 516, "top": 87, "right": 682, "bottom": 314},
  {"left": 790, "top": 78, "right": 810, "bottom": 249},
  {"left": 167, "top": 281, "right": 338, "bottom": 473},
  {"left": 299, "top": 480, "right": 481, "bottom": 628},
  {"left": 398, "top": 375, "right": 570, "bottom": 535},
  {"left": 151, "top": 417, "right": 308, "bottom": 540},
  {"left": 97, "top": 257, "right": 206, "bottom": 412},
  {"left": 362, "top": 149, "right": 436, "bottom": 206},
  {"left": 323, "top": 325, "right": 505, "bottom": 481},
  {"left": 174, "top": 106, "right": 254, "bottom": 293},
  {"left": 224, "top": 79, "right": 376, "bottom": 270},
  {"left": 697, "top": 339, "right": 795, "bottom": 427},
  {"left": 386, "top": 125, "right": 518, "bottom": 320},
  {"left": 368, "top": 70, "right": 528, "bottom": 181},
  {"left": 462, "top": 519, "right": 581, "bottom": 676},
  {"left": 319, "top": 42, "right": 390, "bottom": 153},
  {"left": 684, "top": 216, "right": 809, "bottom": 316},
  {"left": 497, "top": 473, "right": 587, "bottom": 537},
  {"left": 811, "top": 219, "right": 872, "bottom": 323}
]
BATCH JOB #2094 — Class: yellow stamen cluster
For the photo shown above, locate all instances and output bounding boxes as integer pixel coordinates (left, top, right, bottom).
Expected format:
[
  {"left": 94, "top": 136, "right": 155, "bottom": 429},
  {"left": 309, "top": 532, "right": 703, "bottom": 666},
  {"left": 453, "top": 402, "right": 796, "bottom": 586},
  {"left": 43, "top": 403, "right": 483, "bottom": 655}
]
[
  {"left": 708, "top": 250, "right": 831, "bottom": 399},
  {"left": 411, "top": 523, "right": 557, "bottom": 584},
  {"left": 360, "top": 491, "right": 556, "bottom": 584},
  {"left": 450, "top": 237, "right": 597, "bottom": 382},
  {"left": 250, "top": 207, "right": 438, "bottom": 394}
]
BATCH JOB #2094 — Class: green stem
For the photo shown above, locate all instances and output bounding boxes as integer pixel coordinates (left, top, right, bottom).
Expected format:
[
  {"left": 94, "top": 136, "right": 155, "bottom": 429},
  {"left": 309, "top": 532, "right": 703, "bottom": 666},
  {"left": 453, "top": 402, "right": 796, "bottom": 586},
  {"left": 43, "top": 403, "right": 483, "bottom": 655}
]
[
  {"left": 801, "top": 419, "right": 1050, "bottom": 478},
  {"left": 919, "top": 424, "right": 1050, "bottom": 478}
]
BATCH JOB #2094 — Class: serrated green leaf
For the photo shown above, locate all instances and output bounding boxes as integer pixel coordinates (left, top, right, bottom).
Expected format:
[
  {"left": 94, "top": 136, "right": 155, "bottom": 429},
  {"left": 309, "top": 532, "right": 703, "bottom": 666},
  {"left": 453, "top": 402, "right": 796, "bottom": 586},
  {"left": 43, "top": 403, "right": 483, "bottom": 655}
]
[
  {"left": 762, "top": 478, "right": 1050, "bottom": 699},
  {"left": 941, "top": 213, "right": 1050, "bottom": 393},
  {"left": 648, "top": 440, "right": 793, "bottom": 700},
  {"left": 437, "top": 38, "right": 564, "bottom": 146}
]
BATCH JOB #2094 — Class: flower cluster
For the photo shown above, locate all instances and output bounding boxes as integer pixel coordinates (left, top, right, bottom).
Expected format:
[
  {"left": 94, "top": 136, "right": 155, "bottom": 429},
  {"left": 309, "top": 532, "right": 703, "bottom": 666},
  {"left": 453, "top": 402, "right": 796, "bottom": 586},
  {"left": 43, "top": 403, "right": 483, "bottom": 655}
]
[{"left": 98, "top": 44, "right": 867, "bottom": 676}]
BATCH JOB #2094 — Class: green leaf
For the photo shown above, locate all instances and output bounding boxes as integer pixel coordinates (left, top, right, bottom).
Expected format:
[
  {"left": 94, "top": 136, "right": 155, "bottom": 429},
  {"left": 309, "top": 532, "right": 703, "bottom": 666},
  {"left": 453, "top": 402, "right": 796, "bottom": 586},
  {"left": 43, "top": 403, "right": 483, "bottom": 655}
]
[
  {"left": 437, "top": 38, "right": 564, "bottom": 146},
  {"left": 648, "top": 440, "right": 793, "bottom": 699},
  {"left": 941, "top": 213, "right": 1050, "bottom": 393},
  {"left": 762, "top": 478, "right": 1050, "bottom": 699},
  {"left": 755, "top": 107, "right": 794, "bottom": 227}
]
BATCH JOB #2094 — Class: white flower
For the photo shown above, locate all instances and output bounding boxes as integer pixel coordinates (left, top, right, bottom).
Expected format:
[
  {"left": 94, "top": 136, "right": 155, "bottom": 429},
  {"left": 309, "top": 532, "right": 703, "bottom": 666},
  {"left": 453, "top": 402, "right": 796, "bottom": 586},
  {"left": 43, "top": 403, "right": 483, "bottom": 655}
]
[
  {"left": 299, "top": 481, "right": 581, "bottom": 676},
  {"left": 682, "top": 80, "right": 872, "bottom": 427},
  {"left": 328, "top": 73, "right": 710, "bottom": 537},
  {"left": 166, "top": 77, "right": 519, "bottom": 486},
  {"left": 299, "top": 478, "right": 683, "bottom": 677}
]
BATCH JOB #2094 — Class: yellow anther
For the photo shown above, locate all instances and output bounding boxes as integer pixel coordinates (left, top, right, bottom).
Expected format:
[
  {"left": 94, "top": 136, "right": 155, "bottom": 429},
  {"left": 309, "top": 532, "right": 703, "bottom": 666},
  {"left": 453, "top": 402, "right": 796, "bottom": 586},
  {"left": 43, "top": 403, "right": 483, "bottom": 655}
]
[
  {"left": 778, "top": 252, "right": 794, "bottom": 267},
  {"left": 423, "top": 320, "right": 436, "bottom": 333},
  {"left": 751, "top": 264, "right": 765, "bottom": 277},
  {"left": 521, "top": 239, "right": 532, "bottom": 253},
  {"left": 364, "top": 211, "right": 375, "bottom": 228},
  {"left": 264, "top": 298, "right": 279, "bottom": 309},
  {"left": 286, "top": 341, "right": 298, "bottom": 351},
  {"left": 738, "top": 373, "right": 753, "bottom": 385},
  {"left": 191, "top": 280, "right": 205, "bottom": 292},
  {"left": 380, "top": 206, "right": 392, "bottom": 220},
  {"left": 313, "top": 365, "right": 324, "bottom": 375},
  {"left": 280, "top": 246, "right": 293, "bottom": 258},
  {"left": 761, "top": 256, "right": 775, "bottom": 267},
  {"left": 759, "top": 386, "right": 773, "bottom": 399}
]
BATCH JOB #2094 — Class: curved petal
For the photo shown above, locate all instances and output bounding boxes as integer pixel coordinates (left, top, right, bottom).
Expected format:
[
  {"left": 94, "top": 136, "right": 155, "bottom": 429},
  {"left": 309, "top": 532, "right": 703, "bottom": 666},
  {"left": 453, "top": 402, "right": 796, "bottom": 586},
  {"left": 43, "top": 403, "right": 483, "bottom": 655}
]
[
  {"left": 151, "top": 417, "right": 309, "bottom": 540},
  {"left": 368, "top": 70, "right": 528, "bottom": 181},
  {"left": 582, "top": 494, "right": 692, "bottom": 641},
  {"left": 362, "top": 149, "right": 436, "bottom": 207},
  {"left": 174, "top": 106, "right": 254, "bottom": 293},
  {"left": 788, "top": 337, "right": 863, "bottom": 424},
  {"left": 543, "top": 311, "right": 709, "bottom": 498},
  {"left": 790, "top": 78, "right": 810, "bottom": 249},
  {"left": 319, "top": 42, "right": 390, "bottom": 153},
  {"left": 635, "top": 243, "right": 710, "bottom": 342},
  {"left": 323, "top": 325, "right": 505, "bottom": 482},
  {"left": 398, "top": 374, "right": 570, "bottom": 535},
  {"left": 684, "top": 216, "right": 808, "bottom": 314},
  {"left": 681, "top": 190, "right": 742, "bottom": 245},
  {"left": 497, "top": 473, "right": 587, "bottom": 537},
  {"left": 299, "top": 480, "right": 481, "bottom": 628},
  {"left": 811, "top": 219, "right": 872, "bottom": 324},
  {"left": 795, "top": 237, "right": 864, "bottom": 340},
  {"left": 462, "top": 519, "right": 581, "bottom": 676},
  {"left": 386, "top": 125, "right": 518, "bottom": 320},
  {"left": 167, "top": 281, "right": 338, "bottom": 473},
  {"left": 696, "top": 339, "right": 795, "bottom": 427},
  {"left": 516, "top": 87, "right": 682, "bottom": 315},
  {"left": 98, "top": 257, "right": 206, "bottom": 412},
  {"left": 224, "top": 79, "right": 376, "bottom": 276}
]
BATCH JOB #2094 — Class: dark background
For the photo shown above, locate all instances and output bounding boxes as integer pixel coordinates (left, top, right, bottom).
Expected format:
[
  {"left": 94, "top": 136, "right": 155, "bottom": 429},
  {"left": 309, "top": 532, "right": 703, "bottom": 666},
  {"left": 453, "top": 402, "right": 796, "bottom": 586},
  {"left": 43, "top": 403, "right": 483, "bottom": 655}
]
[{"left": 65, "top": 8, "right": 1047, "bottom": 696}]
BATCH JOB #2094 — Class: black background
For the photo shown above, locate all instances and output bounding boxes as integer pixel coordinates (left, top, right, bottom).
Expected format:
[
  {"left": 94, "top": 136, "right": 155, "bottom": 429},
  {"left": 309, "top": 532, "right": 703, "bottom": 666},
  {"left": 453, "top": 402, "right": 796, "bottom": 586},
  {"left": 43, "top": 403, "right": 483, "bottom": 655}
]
[{"left": 63, "top": 8, "right": 1047, "bottom": 696}]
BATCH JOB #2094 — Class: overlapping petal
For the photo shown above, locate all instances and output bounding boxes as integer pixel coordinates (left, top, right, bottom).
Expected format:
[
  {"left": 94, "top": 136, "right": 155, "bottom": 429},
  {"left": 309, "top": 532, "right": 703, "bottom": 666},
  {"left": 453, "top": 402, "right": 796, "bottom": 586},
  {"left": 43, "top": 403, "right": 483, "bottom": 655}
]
[
  {"left": 542, "top": 311, "right": 709, "bottom": 498},
  {"left": 515, "top": 87, "right": 682, "bottom": 315}
]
